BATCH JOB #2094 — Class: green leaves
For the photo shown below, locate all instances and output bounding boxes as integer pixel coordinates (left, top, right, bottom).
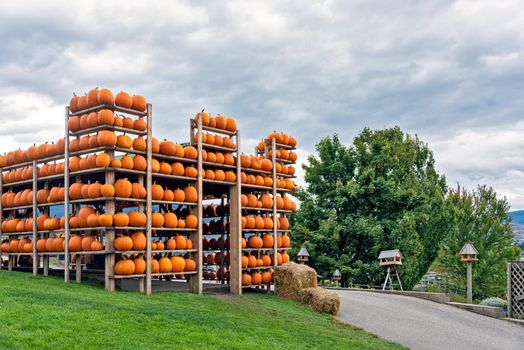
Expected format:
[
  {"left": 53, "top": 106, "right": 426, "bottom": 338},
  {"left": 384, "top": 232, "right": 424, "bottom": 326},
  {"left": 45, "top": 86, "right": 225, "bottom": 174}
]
[
  {"left": 435, "top": 185, "right": 520, "bottom": 298},
  {"left": 293, "top": 127, "right": 448, "bottom": 289}
]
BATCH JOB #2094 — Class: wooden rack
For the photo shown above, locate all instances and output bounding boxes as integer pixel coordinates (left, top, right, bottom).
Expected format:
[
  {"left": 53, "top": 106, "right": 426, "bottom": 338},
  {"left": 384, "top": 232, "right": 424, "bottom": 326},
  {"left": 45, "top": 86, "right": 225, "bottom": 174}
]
[{"left": 0, "top": 106, "right": 295, "bottom": 295}]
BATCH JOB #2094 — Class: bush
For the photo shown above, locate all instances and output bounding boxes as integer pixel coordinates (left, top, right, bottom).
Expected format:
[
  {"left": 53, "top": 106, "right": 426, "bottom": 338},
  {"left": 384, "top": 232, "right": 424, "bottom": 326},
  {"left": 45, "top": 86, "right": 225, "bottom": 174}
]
[{"left": 480, "top": 297, "right": 506, "bottom": 308}]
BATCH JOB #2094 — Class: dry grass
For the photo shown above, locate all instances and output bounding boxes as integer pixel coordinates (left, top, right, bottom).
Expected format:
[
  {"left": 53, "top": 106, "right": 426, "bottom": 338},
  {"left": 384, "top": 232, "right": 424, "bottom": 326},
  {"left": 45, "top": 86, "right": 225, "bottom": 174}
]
[
  {"left": 274, "top": 262, "right": 317, "bottom": 302},
  {"left": 301, "top": 287, "right": 340, "bottom": 315}
]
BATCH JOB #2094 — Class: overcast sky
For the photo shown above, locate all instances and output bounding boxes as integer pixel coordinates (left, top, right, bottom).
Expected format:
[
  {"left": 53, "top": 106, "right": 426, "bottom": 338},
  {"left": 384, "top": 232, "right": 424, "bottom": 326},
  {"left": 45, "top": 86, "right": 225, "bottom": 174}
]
[{"left": 1, "top": 1, "right": 524, "bottom": 208}]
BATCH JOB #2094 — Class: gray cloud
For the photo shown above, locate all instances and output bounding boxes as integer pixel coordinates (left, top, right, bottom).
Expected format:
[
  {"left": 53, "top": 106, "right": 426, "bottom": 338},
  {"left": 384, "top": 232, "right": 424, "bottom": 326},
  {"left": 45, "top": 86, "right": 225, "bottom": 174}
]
[{"left": 1, "top": 0, "right": 524, "bottom": 207}]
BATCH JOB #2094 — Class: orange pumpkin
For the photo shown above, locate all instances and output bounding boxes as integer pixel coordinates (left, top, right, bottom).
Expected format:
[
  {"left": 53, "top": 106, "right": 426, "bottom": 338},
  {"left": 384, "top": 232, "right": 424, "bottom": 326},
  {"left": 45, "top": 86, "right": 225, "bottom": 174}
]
[
  {"left": 164, "top": 212, "right": 178, "bottom": 228},
  {"left": 115, "top": 259, "right": 135, "bottom": 275},
  {"left": 133, "top": 137, "right": 146, "bottom": 151},
  {"left": 116, "top": 134, "right": 133, "bottom": 148},
  {"left": 128, "top": 211, "right": 146, "bottom": 227},
  {"left": 159, "top": 257, "right": 172, "bottom": 273},
  {"left": 115, "top": 91, "right": 133, "bottom": 108},
  {"left": 151, "top": 212, "right": 164, "bottom": 227},
  {"left": 114, "top": 235, "right": 133, "bottom": 251},
  {"left": 131, "top": 232, "right": 146, "bottom": 250},
  {"left": 183, "top": 186, "right": 197, "bottom": 202},
  {"left": 170, "top": 256, "right": 185, "bottom": 272},
  {"left": 133, "top": 257, "right": 146, "bottom": 274},
  {"left": 69, "top": 235, "right": 83, "bottom": 252},
  {"left": 183, "top": 146, "right": 198, "bottom": 159},
  {"left": 97, "top": 88, "right": 114, "bottom": 105},
  {"left": 184, "top": 166, "right": 198, "bottom": 178},
  {"left": 134, "top": 119, "right": 147, "bottom": 131},
  {"left": 113, "top": 212, "right": 130, "bottom": 227},
  {"left": 115, "top": 178, "right": 132, "bottom": 198},
  {"left": 131, "top": 182, "right": 146, "bottom": 199},
  {"left": 98, "top": 213, "right": 113, "bottom": 226},
  {"left": 97, "top": 130, "right": 117, "bottom": 146},
  {"left": 185, "top": 214, "right": 198, "bottom": 229},
  {"left": 173, "top": 189, "right": 185, "bottom": 202},
  {"left": 133, "top": 155, "right": 147, "bottom": 171},
  {"left": 101, "top": 183, "right": 115, "bottom": 197}
]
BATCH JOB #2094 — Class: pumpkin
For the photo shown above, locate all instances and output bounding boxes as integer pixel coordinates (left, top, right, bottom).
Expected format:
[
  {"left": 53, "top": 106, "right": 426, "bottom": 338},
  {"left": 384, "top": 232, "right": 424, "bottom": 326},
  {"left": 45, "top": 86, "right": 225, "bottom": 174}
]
[
  {"left": 156, "top": 241, "right": 165, "bottom": 250},
  {"left": 98, "top": 213, "right": 113, "bottom": 226},
  {"left": 53, "top": 237, "right": 65, "bottom": 252},
  {"left": 133, "top": 155, "right": 147, "bottom": 171},
  {"left": 184, "top": 259, "right": 196, "bottom": 271},
  {"left": 91, "top": 240, "right": 104, "bottom": 251},
  {"left": 87, "top": 181, "right": 102, "bottom": 198},
  {"left": 151, "top": 159, "right": 160, "bottom": 172},
  {"left": 194, "top": 111, "right": 210, "bottom": 126},
  {"left": 251, "top": 272, "right": 262, "bottom": 285},
  {"left": 151, "top": 183, "right": 163, "bottom": 200},
  {"left": 131, "top": 232, "right": 147, "bottom": 250},
  {"left": 110, "top": 159, "right": 122, "bottom": 168},
  {"left": 271, "top": 252, "right": 283, "bottom": 266},
  {"left": 151, "top": 259, "right": 160, "bottom": 273},
  {"left": 245, "top": 216, "right": 255, "bottom": 229},
  {"left": 159, "top": 140, "right": 176, "bottom": 155},
  {"left": 114, "top": 116, "right": 123, "bottom": 127},
  {"left": 254, "top": 216, "right": 265, "bottom": 229},
  {"left": 173, "top": 188, "right": 185, "bottom": 202},
  {"left": 131, "top": 182, "right": 147, "bottom": 199},
  {"left": 36, "top": 239, "right": 47, "bottom": 252},
  {"left": 115, "top": 91, "right": 133, "bottom": 108},
  {"left": 115, "top": 259, "right": 135, "bottom": 275},
  {"left": 214, "top": 135, "right": 224, "bottom": 147},
  {"left": 164, "top": 212, "right": 178, "bottom": 228},
  {"left": 86, "top": 212, "right": 100, "bottom": 227},
  {"left": 45, "top": 238, "right": 55, "bottom": 252},
  {"left": 170, "top": 256, "right": 185, "bottom": 272},
  {"left": 97, "top": 88, "right": 114, "bottom": 105},
  {"left": 248, "top": 235, "right": 263, "bottom": 249},
  {"left": 183, "top": 146, "right": 198, "bottom": 159},
  {"left": 240, "top": 154, "right": 251, "bottom": 168},
  {"left": 87, "top": 87, "right": 99, "bottom": 108},
  {"left": 87, "top": 112, "right": 98, "bottom": 128},
  {"left": 204, "top": 169, "right": 215, "bottom": 180},
  {"left": 69, "top": 235, "right": 83, "bottom": 251},
  {"left": 128, "top": 211, "right": 146, "bottom": 227},
  {"left": 134, "top": 119, "right": 147, "bottom": 131},
  {"left": 170, "top": 162, "right": 184, "bottom": 176},
  {"left": 133, "top": 137, "right": 146, "bottom": 151},
  {"left": 129, "top": 95, "right": 146, "bottom": 111},
  {"left": 152, "top": 212, "right": 164, "bottom": 227},
  {"left": 185, "top": 214, "right": 198, "bottom": 229},
  {"left": 116, "top": 134, "right": 132, "bottom": 148},
  {"left": 133, "top": 257, "right": 146, "bottom": 274},
  {"left": 81, "top": 183, "right": 90, "bottom": 198},
  {"left": 263, "top": 217, "right": 273, "bottom": 229},
  {"left": 166, "top": 238, "right": 176, "bottom": 250},
  {"left": 151, "top": 137, "right": 160, "bottom": 153},
  {"left": 36, "top": 189, "right": 49, "bottom": 204},
  {"left": 262, "top": 233, "right": 274, "bottom": 248},
  {"left": 184, "top": 166, "right": 198, "bottom": 178},
  {"left": 113, "top": 212, "right": 130, "bottom": 227},
  {"left": 101, "top": 183, "right": 115, "bottom": 197},
  {"left": 158, "top": 257, "right": 172, "bottom": 273},
  {"left": 261, "top": 255, "right": 271, "bottom": 266},
  {"left": 121, "top": 155, "right": 134, "bottom": 169},
  {"left": 68, "top": 116, "right": 81, "bottom": 131},
  {"left": 115, "top": 178, "right": 132, "bottom": 197},
  {"left": 114, "top": 235, "right": 133, "bottom": 251},
  {"left": 288, "top": 136, "right": 297, "bottom": 147},
  {"left": 82, "top": 236, "right": 96, "bottom": 251},
  {"left": 260, "top": 194, "right": 273, "bottom": 208},
  {"left": 77, "top": 94, "right": 88, "bottom": 111},
  {"left": 281, "top": 235, "right": 290, "bottom": 248},
  {"left": 69, "top": 94, "right": 79, "bottom": 112},
  {"left": 97, "top": 130, "right": 117, "bottom": 146},
  {"left": 36, "top": 214, "right": 49, "bottom": 230},
  {"left": 281, "top": 252, "right": 290, "bottom": 264},
  {"left": 174, "top": 235, "right": 187, "bottom": 250},
  {"left": 159, "top": 162, "right": 172, "bottom": 174},
  {"left": 183, "top": 186, "right": 197, "bottom": 202},
  {"left": 242, "top": 273, "right": 252, "bottom": 286},
  {"left": 247, "top": 194, "right": 257, "bottom": 207},
  {"left": 163, "top": 188, "right": 174, "bottom": 201}
]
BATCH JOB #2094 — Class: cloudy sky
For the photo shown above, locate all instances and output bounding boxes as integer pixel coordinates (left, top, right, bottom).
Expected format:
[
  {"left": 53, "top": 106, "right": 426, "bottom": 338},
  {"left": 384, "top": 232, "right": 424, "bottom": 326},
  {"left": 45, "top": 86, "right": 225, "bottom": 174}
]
[{"left": 1, "top": 1, "right": 524, "bottom": 208}]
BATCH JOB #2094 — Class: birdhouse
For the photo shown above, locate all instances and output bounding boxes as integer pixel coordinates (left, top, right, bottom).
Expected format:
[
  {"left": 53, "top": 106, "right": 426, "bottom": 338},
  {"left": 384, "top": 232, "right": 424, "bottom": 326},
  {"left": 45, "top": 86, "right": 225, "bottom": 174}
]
[
  {"left": 297, "top": 246, "right": 310, "bottom": 264},
  {"left": 459, "top": 242, "right": 478, "bottom": 262},
  {"left": 378, "top": 249, "right": 402, "bottom": 266},
  {"left": 332, "top": 269, "right": 342, "bottom": 281}
]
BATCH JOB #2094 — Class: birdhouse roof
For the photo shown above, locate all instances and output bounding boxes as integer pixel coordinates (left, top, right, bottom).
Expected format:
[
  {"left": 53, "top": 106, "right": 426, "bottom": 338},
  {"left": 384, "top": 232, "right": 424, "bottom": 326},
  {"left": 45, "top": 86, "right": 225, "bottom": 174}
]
[
  {"left": 459, "top": 243, "right": 478, "bottom": 256},
  {"left": 378, "top": 249, "right": 401, "bottom": 259},
  {"left": 298, "top": 246, "right": 310, "bottom": 257},
  {"left": 333, "top": 269, "right": 342, "bottom": 277}
]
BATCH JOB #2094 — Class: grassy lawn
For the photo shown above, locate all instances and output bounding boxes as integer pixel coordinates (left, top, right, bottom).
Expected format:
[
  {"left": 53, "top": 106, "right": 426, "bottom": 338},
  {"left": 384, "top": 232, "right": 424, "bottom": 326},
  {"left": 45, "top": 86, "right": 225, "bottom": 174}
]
[{"left": 0, "top": 271, "right": 404, "bottom": 349}]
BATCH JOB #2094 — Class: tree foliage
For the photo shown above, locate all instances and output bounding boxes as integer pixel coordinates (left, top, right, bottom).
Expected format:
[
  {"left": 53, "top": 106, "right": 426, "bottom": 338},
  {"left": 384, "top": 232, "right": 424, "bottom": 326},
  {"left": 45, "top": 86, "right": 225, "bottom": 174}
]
[
  {"left": 436, "top": 185, "right": 520, "bottom": 298},
  {"left": 292, "top": 127, "right": 450, "bottom": 289}
]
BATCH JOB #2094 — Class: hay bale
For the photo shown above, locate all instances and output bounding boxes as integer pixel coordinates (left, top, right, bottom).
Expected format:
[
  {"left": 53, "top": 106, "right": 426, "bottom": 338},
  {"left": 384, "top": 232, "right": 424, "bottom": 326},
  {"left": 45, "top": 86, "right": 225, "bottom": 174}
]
[
  {"left": 275, "top": 262, "right": 317, "bottom": 302},
  {"left": 300, "top": 287, "right": 340, "bottom": 316}
]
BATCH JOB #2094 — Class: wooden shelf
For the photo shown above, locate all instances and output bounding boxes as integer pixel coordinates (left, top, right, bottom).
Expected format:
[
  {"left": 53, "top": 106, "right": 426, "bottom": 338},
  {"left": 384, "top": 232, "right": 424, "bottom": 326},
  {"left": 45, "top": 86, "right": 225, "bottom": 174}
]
[
  {"left": 69, "top": 104, "right": 147, "bottom": 118},
  {"left": 152, "top": 153, "right": 197, "bottom": 164},
  {"left": 191, "top": 120, "right": 237, "bottom": 136},
  {"left": 203, "top": 161, "right": 236, "bottom": 170},
  {"left": 241, "top": 167, "right": 272, "bottom": 176}
]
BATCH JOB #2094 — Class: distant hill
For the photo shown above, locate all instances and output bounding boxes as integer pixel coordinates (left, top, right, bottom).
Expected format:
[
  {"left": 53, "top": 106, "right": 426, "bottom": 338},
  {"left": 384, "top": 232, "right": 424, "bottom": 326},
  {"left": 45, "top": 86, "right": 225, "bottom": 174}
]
[{"left": 509, "top": 210, "right": 524, "bottom": 224}]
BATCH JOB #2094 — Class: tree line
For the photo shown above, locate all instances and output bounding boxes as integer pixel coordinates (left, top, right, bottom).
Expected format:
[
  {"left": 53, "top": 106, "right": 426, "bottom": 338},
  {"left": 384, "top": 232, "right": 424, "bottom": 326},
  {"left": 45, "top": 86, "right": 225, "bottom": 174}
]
[{"left": 291, "top": 127, "right": 520, "bottom": 298}]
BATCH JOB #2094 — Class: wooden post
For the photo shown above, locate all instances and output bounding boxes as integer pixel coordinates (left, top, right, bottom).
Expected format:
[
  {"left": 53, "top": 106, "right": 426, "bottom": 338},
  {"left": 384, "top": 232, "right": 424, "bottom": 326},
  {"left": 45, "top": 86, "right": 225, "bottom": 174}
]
[
  {"left": 145, "top": 104, "right": 153, "bottom": 295},
  {"left": 64, "top": 106, "right": 71, "bottom": 282},
  {"left": 32, "top": 161, "right": 38, "bottom": 276},
  {"left": 189, "top": 114, "right": 203, "bottom": 295},
  {"left": 466, "top": 261, "right": 472, "bottom": 304},
  {"left": 104, "top": 157, "right": 116, "bottom": 292},
  {"left": 507, "top": 262, "right": 512, "bottom": 318},
  {"left": 271, "top": 137, "right": 277, "bottom": 293},
  {"left": 76, "top": 253, "right": 81, "bottom": 283},
  {"left": 229, "top": 130, "right": 242, "bottom": 294}
]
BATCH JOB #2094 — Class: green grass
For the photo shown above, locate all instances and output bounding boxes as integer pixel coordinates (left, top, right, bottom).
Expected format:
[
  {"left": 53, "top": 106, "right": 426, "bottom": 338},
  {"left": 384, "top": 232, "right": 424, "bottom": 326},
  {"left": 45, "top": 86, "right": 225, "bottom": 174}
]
[{"left": 0, "top": 271, "right": 405, "bottom": 350}]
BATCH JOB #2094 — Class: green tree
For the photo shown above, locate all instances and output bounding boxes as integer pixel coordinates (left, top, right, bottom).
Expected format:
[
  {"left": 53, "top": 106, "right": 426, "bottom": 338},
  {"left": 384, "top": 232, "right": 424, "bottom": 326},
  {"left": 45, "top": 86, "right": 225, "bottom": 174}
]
[
  {"left": 436, "top": 185, "right": 520, "bottom": 298},
  {"left": 292, "top": 127, "right": 451, "bottom": 289}
]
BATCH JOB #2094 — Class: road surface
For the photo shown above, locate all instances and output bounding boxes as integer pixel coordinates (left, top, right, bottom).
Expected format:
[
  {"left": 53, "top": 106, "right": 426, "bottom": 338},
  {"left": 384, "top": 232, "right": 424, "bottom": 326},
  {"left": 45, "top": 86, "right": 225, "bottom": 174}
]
[{"left": 336, "top": 290, "right": 523, "bottom": 350}]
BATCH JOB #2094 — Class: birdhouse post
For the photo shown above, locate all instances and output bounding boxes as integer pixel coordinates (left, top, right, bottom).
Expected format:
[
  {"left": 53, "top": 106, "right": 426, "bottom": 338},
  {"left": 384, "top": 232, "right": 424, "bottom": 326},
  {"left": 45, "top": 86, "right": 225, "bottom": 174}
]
[
  {"left": 378, "top": 249, "right": 403, "bottom": 291},
  {"left": 297, "top": 246, "right": 310, "bottom": 265},
  {"left": 332, "top": 269, "right": 342, "bottom": 287},
  {"left": 459, "top": 242, "right": 478, "bottom": 304}
]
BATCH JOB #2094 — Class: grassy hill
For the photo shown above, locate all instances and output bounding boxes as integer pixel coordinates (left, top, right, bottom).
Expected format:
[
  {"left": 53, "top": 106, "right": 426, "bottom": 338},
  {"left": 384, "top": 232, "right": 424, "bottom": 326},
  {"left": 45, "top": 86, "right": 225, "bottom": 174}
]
[{"left": 0, "top": 271, "right": 404, "bottom": 349}]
